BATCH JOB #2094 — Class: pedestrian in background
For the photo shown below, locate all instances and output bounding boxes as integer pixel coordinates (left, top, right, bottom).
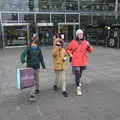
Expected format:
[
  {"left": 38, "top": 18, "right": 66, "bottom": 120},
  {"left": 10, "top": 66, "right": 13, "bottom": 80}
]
[
  {"left": 52, "top": 40, "right": 68, "bottom": 97},
  {"left": 66, "top": 29, "right": 94, "bottom": 96},
  {"left": 20, "top": 37, "right": 46, "bottom": 101}
]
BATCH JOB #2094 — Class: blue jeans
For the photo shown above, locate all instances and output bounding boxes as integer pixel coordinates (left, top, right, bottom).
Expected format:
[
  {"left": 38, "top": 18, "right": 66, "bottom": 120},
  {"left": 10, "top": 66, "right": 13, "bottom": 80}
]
[{"left": 72, "top": 66, "right": 86, "bottom": 87}]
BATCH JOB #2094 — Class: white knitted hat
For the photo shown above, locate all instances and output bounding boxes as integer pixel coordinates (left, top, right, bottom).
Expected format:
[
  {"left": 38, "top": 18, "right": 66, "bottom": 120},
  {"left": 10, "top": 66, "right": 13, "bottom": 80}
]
[{"left": 76, "top": 29, "right": 83, "bottom": 36}]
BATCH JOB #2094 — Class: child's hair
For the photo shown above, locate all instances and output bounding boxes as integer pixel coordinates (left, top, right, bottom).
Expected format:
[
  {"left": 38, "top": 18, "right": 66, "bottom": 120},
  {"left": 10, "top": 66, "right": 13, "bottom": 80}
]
[
  {"left": 56, "top": 33, "right": 61, "bottom": 39},
  {"left": 30, "top": 36, "right": 39, "bottom": 45}
]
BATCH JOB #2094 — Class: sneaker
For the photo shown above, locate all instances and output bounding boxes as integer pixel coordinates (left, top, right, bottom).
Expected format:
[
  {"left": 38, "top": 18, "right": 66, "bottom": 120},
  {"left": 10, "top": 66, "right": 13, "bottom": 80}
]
[
  {"left": 53, "top": 85, "right": 58, "bottom": 91},
  {"left": 76, "top": 87, "right": 82, "bottom": 96},
  {"left": 80, "top": 81, "right": 84, "bottom": 87},
  {"left": 79, "top": 83, "right": 82, "bottom": 87},
  {"left": 29, "top": 94, "right": 36, "bottom": 101},
  {"left": 35, "top": 89, "right": 40, "bottom": 94},
  {"left": 62, "top": 91, "right": 68, "bottom": 97}
]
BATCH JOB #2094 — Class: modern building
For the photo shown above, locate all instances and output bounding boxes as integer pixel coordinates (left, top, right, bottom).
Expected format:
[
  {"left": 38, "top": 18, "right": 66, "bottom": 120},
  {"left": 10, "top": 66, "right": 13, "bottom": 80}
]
[{"left": 0, "top": 0, "right": 120, "bottom": 48}]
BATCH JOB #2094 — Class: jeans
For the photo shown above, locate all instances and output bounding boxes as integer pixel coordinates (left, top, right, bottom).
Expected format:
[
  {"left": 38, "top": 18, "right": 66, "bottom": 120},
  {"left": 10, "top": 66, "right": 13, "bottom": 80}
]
[
  {"left": 31, "top": 69, "right": 40, "bottom": 95},
  {"left": 72, "top": 66, "right": 86, "bottom": 87}
]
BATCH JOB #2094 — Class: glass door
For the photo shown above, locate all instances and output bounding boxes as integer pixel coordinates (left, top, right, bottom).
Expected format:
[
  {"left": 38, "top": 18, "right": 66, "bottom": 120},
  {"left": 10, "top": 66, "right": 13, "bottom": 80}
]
[
  {"left": 38, "top": 26, "right": 54, "bottom": 45},
  {"left": 3, "top": 24, "right": 29, "bottom": 47}
]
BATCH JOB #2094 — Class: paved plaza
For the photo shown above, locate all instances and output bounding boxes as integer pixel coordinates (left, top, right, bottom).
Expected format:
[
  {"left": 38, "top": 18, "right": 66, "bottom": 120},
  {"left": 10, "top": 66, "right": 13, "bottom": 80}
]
[{"left": 0, "top": 46, "right": 120, "bottom": 120}]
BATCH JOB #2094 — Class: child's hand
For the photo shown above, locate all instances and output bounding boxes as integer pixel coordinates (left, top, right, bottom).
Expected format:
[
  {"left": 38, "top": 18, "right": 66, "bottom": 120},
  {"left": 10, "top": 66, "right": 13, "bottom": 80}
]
[
  {"left": 22, "top": 63, "right": 27, "bottom": 67},
  {"left": 41, "top": 69, "right": 47, "bottom": 72},
  {"left": 69, "top": 54, "right": 73, "bottom": 57},
  {"left": 86, "top": 41, "right": 91, "bottom": 47},
  {"left": 63, "top": 56, "right": 67, "bottom": 61}
]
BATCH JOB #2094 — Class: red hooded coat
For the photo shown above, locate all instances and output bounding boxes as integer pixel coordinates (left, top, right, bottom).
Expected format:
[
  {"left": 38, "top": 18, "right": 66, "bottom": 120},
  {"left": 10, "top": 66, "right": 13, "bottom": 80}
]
[{"left": 66, "top": 39, "right": 94, "bottom": 66}]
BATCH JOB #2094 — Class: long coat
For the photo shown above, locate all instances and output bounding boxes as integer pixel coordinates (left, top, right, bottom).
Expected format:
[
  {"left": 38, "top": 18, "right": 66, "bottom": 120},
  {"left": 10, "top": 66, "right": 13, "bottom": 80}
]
[
  {"left": 66, "top": 39, "right": 94, "bottom": 66},
  {"left": 52, "top": 47, "right": 67, "bottom": 70}
]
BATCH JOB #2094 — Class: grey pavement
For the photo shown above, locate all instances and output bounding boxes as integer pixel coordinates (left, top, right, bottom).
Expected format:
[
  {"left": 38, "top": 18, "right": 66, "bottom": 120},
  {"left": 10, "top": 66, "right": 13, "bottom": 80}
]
[{"left": 0, "top": 46, "right": 120, "bottom": 120}]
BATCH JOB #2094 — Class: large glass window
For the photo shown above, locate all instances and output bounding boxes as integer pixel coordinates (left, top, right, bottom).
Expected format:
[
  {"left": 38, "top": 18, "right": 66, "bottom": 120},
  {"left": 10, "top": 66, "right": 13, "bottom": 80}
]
[
  {"left": 0, "top": 0, "right": 117, "bottom": 12},
  {"left": 3, "top": 25, "right": 28, "bottom": 46},
  {"left": 80, "top": 15, "right": 91, "bottom": 26},
  {"left": 49, "top": 1, "right": 65, "bottom": 11},
  {"left": 80, "top": 0, "right": 92, "bottom": 11},
  {"left": 51, "top": 14, "right": 65, "bottom": 23},
  {"left": 104, "top": 16, "right": 116, "bottom": 24},
  {"left": 91, "top": 3, "right": 114, "bottom": 12},
  {"left": 93, "top": 15, "right": 105, "bottom": 25},
  {"left": 19, "top": 13, "right": 34, "bottom": 23},
  {"left": 2, "top": 13, "right": 18, "bottom": 23},
  {"left": 66, "top": 14, "right": 79, "bottom": 22},
  {"left": 38, "top": 1, "right": 65, "bottom": 11},
  {"left": 118, "top": 15, "right": 120, "bottom": 23},
  {"left": 66, "top": 1, "right": 78, "bottom": 11},
  {"left": 36, "top": 14, "right": 50, "bottom": 23}
]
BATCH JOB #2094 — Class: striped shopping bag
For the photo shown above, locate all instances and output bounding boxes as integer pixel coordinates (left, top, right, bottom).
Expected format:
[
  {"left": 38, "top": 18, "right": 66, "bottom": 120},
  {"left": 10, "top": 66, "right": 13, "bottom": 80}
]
[{"left": 16, "top": 68, "right": 35, "bottom": 89}]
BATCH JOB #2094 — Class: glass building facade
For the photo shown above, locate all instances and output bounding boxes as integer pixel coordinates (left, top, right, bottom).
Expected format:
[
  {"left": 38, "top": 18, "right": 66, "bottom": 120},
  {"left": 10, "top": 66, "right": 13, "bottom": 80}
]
[{"left": 0, "top": 0, "right": 120, "bottom": 48}]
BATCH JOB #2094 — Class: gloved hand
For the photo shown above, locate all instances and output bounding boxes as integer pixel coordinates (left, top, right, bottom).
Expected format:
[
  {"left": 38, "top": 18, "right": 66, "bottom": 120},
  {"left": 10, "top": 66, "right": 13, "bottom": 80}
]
[{"left": 41, "top": 68, "right": 47, "bottom": 72}]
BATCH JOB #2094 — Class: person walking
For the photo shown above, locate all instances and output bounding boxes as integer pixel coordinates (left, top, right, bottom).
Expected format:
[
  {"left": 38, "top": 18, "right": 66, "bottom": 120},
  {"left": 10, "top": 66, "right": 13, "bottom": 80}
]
[
  {"left": 52, "top": 40, "right": 68, "bottom": 97},
  {"left": 20, "top": 37, "right": 46, "bottom": 101},
  {"left": 66, "top": 29, "right": 94, "bottom": 96}
]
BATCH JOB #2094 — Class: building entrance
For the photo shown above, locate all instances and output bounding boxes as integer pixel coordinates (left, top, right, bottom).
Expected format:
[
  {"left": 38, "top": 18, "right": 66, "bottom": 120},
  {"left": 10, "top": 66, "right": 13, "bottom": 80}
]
[
  {"left": 36, "top": 23, "right": 54, "bottom": 45},
  {"left": 58, "top": 23, "right": 79, "bottom": 42},
  {"left": 2, "top": 23, "right": 29, "bottom": 47}
]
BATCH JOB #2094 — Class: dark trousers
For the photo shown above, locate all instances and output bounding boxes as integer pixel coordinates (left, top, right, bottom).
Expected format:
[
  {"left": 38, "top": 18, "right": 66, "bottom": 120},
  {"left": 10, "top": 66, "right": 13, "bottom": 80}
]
[{"left": 74, "top": 66, "right": 86, "bottom": 87}]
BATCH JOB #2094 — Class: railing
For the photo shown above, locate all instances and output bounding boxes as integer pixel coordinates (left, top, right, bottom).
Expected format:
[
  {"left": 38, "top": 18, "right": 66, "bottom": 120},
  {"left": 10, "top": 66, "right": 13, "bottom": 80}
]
[
  {"left": 1, "top": 11, "right": 120, "bottom": 24},
  {"left": 0, "top": 0, "right": 119, "bottom": 12},
  {"left": 80, "top": 3, "right": 115, "bottom": 12}
]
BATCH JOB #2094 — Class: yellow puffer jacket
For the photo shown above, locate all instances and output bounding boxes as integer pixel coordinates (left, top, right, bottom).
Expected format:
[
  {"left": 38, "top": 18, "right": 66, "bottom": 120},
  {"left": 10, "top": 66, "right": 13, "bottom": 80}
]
[{"left": 52, "top": 47, "right": 67, "bottom": 70}]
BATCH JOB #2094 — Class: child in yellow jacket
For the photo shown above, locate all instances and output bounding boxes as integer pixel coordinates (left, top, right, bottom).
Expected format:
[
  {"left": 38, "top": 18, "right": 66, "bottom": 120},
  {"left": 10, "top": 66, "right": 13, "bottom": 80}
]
[{"left": 52, "top": 40, "right": 68, "bottom": 97}]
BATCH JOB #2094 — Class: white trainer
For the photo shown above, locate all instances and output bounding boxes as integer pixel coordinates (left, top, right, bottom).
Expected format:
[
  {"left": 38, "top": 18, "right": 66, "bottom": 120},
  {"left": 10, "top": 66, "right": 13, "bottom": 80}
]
[
  {"left": 29, "top": 94, "right": 36, "bottom": 101},
  {"left": 79, "top": 83, "right": 82, "bottom": 87},
  {"left": 77, "top": 87, "right": 82, "bottom": 96}
]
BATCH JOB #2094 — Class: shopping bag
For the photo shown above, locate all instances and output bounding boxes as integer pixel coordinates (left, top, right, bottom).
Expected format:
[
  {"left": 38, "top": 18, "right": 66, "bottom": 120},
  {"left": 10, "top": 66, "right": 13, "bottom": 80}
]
[{"left": 17, "top": 68, "right": 35, "bottom": 89}]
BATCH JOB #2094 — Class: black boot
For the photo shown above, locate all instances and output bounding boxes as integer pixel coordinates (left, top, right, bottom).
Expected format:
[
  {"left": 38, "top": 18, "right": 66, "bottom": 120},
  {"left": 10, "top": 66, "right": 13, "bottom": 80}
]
[
  {"left": 35, "top": 89, "right": 40, "bottom": 94},
  {"left": 62, "top": 91, "right": 68, "bottom": 97},
  {"left": 53, "top": 85, "right": 58, "bottom": 91}
]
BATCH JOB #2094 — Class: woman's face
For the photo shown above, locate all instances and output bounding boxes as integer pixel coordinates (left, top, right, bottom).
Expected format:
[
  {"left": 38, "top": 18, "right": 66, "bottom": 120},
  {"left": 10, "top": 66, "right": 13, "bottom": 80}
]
[{"left": 77, "top": 33, "right": 84, "bottom": 40}]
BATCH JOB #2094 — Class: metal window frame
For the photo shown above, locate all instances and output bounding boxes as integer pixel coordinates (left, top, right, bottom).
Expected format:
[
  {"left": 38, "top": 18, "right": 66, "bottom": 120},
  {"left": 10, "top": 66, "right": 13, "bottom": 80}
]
[{"left": 1, "top": 23, "right": 29, "bottom": 48}]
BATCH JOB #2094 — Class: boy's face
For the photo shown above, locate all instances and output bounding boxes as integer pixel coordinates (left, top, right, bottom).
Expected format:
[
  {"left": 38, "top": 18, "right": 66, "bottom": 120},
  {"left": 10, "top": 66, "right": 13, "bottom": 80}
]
[{"left": 31, "top": 42, "right": 37, "bottom": 47}]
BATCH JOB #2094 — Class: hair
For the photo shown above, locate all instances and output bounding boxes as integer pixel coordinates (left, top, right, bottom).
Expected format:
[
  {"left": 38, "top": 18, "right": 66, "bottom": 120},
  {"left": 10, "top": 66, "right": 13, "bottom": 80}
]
[
  {"left": 30, "top": 36, "right": 39, "bottom": 46},
  {"left": 56, "top": 33, "right": 61, "bottom": 39}
]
